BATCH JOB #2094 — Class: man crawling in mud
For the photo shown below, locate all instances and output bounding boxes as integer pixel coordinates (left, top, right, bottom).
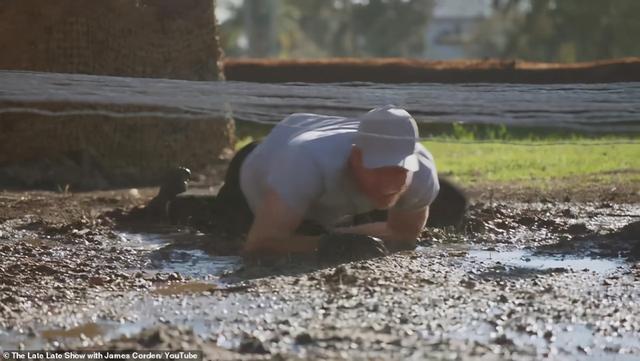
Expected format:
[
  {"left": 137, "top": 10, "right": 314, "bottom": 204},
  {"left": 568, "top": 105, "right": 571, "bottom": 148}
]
[{"left": 136, "top": 105, "right": 467, "bottom": 261}]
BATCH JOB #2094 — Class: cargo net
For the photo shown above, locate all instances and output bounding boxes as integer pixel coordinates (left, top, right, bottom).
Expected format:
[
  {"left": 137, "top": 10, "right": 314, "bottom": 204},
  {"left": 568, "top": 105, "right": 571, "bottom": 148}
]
[{"left": 1, "top": 70, "right": 640, "bottom": 146}]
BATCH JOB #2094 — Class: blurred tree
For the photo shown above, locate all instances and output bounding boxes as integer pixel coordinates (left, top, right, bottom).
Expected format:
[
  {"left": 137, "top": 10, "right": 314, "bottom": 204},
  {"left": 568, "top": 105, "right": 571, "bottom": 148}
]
[
  {"left": 244, "top": 0, "right": 279, "bottom": 57},
  {"left": 218, "top": 0, "right": 434, "bottom": 58},
  {"left": 479, "top": 0, "right": 640, "bottom": 62},
  {"left": 351, "top": 0, "right": 434, "bottom": 57},
  {"left": 217, "top": 0, "right": 247, "bottom": 57}
]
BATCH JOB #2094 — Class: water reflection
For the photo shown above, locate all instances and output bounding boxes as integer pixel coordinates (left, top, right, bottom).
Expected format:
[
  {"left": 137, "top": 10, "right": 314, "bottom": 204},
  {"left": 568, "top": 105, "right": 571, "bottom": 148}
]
[{"left": 469, "top": 249, "right": 625, "bottom": 274}]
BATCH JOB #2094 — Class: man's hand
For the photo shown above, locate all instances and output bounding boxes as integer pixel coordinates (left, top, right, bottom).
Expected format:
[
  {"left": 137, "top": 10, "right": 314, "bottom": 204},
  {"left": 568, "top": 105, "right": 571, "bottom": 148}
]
[
  {"left": 317, "top": 233, "right": 389, "bottom": 263},
  {"left": 386, "top": 206, "right": 429, "bottom": 245},
  {"left": 331, "top": 207, "right": 429, "bottom": 251}
]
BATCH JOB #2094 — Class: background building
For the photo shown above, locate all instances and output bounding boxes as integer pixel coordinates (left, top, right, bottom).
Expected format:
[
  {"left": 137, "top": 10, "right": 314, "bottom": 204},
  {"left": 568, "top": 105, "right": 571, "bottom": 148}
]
[{"left": 424, "top": 0, "right": 492, "bottom": 60}]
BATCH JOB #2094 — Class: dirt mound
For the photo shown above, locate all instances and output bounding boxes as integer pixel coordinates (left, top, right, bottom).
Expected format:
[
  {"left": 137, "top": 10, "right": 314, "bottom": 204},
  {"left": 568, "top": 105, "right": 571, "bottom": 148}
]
[{"left": 224, "top": 57, "right": 640, "bottom": 83}]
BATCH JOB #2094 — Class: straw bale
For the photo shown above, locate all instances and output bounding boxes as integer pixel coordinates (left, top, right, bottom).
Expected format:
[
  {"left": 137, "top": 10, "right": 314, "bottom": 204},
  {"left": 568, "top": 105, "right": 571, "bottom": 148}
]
[{"left": 0, "top": 0, "right": 233, "bottom": 188}]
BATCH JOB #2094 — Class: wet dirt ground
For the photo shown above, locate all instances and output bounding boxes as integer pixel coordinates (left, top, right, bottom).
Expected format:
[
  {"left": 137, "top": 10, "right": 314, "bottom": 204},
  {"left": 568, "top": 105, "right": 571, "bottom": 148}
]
[{"left": 1, "top": 185, "right": 639, "bottom": 360}]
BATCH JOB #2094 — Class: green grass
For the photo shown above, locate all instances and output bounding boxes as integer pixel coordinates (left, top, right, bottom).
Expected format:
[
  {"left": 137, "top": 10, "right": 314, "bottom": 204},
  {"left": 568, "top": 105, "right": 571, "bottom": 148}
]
[
  {"left": 235, "top": 122, "right": 640, "bottom": 187},
  {"left": 425, "top": 139, "right": 640, "bottom": 185},
  {"left": 235, "top": 136, "right": 257, "bottom": 150}
]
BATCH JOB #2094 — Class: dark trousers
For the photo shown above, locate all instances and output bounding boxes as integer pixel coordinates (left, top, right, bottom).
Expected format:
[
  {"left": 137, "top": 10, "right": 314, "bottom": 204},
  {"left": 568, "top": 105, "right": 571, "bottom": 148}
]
[
  {"left": 210, "top": 141, "right": 259, "bottom": 235},
  {"left": 164, "top": 141, "right": 257, "bottom": 236},
  {"left": 168, "top": 141, "right": 325, "bottom": 236}
]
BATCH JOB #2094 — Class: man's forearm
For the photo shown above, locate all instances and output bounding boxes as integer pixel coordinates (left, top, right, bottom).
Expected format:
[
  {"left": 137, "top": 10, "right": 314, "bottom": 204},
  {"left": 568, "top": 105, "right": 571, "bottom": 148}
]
[
  {"left": 244, "top": 233, "right": 322, "bottom": 255},
  {"left": 333, "top": 222, "right": 389, "bottom": 238},
  {"left": 333, "top": 222, "right": 418, "bottom": 246}
]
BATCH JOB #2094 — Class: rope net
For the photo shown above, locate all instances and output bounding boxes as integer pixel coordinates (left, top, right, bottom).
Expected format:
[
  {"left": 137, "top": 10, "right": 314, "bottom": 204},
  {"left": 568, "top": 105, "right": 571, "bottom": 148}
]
[{"left": 2, "top": 71, "right": 640, "bottom": 138}]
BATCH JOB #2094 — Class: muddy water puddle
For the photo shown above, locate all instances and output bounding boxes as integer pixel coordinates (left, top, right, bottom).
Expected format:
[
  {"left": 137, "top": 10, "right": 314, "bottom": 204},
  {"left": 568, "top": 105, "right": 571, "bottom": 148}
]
[
  {"left": 3, "top": 224, "right": 638, "bottom": 358},
  {"left": 39, "top": 323, "right": 105, "bottom": 340},
  {"left": 446, "top": 322, "right": 640, "bottom": 361},
  {"left": 0, "top": 230, "right": 247, "bottom": 349},
  {"left": 1, "top": 322, "right": 147, "bottom": 350},
  {"left": 0, "top": 231, "right": 247, "bottom": 348},
  {"left": 119, "top": 227, "right": 630, "bottom": 282},
  {"left": 468, "top": 249, "right": 626, "bottom": 274},
  {"left": 117, "top": 230, "right": 243, "bottom": 278}
]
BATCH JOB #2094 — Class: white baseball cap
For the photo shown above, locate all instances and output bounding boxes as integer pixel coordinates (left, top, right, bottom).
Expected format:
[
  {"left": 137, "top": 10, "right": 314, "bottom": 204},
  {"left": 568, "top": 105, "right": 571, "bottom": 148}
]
[{"left": 354, "top": 105, "right": 420, "bottom": 172}]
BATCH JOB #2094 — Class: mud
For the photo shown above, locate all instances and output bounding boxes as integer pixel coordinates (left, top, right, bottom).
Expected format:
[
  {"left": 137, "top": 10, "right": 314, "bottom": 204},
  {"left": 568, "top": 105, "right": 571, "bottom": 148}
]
[{"left": 0, "top": 186, "right": 639, "bottom": 360}]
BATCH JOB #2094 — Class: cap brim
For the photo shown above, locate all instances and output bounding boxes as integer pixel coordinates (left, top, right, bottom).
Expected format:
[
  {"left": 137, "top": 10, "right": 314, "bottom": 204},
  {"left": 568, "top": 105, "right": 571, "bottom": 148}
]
[{"left": 363, "top": 152, "right": 420, "bottom": 172}]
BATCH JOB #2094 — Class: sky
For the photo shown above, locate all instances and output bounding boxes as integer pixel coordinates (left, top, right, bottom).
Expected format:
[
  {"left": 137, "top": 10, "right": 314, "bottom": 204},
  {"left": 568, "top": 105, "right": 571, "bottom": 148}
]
[
  {"left": 215, "top": 0, "right": 495, "bottom": 23},
  {"left": 216, "top": 0, "right": 241, "bottom": 23}
]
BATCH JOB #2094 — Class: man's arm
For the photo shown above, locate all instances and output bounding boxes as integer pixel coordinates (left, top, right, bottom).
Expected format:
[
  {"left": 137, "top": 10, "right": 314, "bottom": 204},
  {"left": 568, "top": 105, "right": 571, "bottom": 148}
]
[
  {"left": 243, "top": 187, "right": 322, "bottom": 256},
  {"left": 332, "top": 206, "right": 429, "bottom": 250}
]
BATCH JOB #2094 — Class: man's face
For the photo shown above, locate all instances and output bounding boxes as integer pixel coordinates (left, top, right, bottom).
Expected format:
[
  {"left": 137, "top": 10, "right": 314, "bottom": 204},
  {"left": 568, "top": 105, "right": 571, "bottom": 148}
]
[{"left": 350, "top": 147, "right": 412, "bottom": 209}]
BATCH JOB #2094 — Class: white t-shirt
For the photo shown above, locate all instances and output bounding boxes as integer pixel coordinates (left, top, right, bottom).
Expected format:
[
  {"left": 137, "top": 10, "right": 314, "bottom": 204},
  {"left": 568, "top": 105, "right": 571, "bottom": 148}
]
[{"left": 239, "top": 113, "right": 440, "bottom": 228}]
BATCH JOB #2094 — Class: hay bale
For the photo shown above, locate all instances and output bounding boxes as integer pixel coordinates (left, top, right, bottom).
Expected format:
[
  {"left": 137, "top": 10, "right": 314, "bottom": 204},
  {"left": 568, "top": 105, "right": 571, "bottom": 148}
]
[
  {"left": 0, "top": 101, "right": 234, "bottom": 189},
  {"left": 0, "top": 0, "right": 233, "bottom": 189},
  {"left": 0, "top": 0, "right": 224, "bottom": 80}
]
